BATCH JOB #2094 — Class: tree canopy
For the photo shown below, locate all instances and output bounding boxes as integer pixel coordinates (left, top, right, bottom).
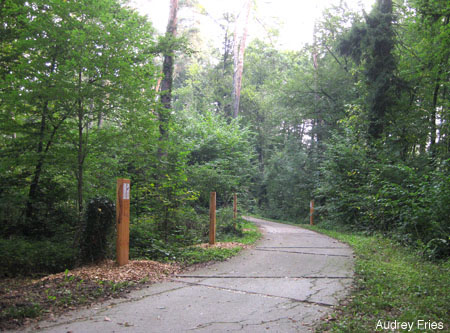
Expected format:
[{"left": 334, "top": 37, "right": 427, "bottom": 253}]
[{"left": 1, "top": 0, "right": 449, "bottom": 278}]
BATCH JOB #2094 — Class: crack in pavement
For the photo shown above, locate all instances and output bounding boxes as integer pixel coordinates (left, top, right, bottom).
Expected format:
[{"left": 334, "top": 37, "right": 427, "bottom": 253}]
[
  {"left": 188, "top": 320, "right": 246, "bottom": 331},
  {"left": 172, "top": 279, "right": 335, "bottom": 308},
  {"left": 305, "top": 278, "right": 327, "bottom": 304},
  {"left": 261, "top": 300, "right": 323, "bottom": 329},
  {"left": 241, "top": 315, "right": 312, "bottom": 331},
  {"left": 254, "top": 248, "right": 353, "bottom": 257},
  {"left": 257, "top": 246, "right": 348, "bottom": 249},
  {"left": 331, "top": 278, "right": 352, "bottom": 299},
  {"left": 176, "top": 275, "right": 353, "bottom": 279},
  {"left": 189, "top": 309, "right": 314, "bottom": 332},
  {"left": 34, "top": 218, "right": 353, "bottom": 333},
  {"left": 34, "top": 284, "right": 189, "bottom": 330},
  {"left": 276, "top": 299, "right": 306, "bottom": 311}
]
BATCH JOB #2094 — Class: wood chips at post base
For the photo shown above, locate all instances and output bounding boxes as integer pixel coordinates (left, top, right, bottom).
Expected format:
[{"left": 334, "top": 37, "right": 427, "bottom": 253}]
[
  {"left": 0, "top": 242, "right": 246, "bottom": 330},
  {"left": 41, "top": 260, "right": 181, "bottom": 283},
  {"left": 193, "top": 242, "right": 250, "bottom": 250}
]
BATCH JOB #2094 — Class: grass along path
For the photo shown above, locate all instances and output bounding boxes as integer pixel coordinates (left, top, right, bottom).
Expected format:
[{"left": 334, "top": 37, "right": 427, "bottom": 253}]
[
  {"left": 176, "top": 218, "right": 261, "bottom": 265},
  {"left": 307, "top": 226, "right": 449, "bottom": 332}
]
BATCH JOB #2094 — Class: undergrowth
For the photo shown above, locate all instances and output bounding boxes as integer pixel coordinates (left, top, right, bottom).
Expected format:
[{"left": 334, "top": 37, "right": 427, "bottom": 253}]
[
  {"left": 303, "top": 225, "right": 449, "bottom": 332},
  {"left": 130, "top": 212, "right": 261, "bottom": 264},
  {"left": 1, "top": 213, "right": 261, "bottom": 330}
]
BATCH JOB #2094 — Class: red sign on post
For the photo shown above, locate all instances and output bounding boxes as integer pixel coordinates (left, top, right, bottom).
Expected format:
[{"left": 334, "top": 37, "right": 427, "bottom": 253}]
[{"left": 116, "top": 178, "right": 130, "bottom": 266}]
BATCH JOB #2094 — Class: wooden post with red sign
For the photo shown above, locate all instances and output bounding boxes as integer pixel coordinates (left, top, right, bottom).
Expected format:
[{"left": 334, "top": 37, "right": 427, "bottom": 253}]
[
  {"left": 116, "top": 179, "right": 130, "bottom": 266},
  {"left": 209, "top": 192, "right": 216, "bottom": 245},
  {"left": 310, "top": 200, "right": 314, "bottom": 226}
]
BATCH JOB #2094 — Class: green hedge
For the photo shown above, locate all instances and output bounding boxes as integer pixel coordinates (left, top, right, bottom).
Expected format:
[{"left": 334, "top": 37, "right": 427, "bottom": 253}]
[
  {"left": 318, "top": 133, "right": 450, "bottom": 259},
  {"left": 0, "top": 238, "right": 76, "bottom": 277}
]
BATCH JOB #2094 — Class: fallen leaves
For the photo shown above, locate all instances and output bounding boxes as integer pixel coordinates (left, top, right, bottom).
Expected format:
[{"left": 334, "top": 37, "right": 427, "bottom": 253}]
[
  {"left": 0, "top": 242, "right": 244, "bottom": 330},
  {"left": 0, "top": 259, "right": 181, "bottom": 330},
  {"left": 193, "top": 242, "right": 249, "bottom": 250},
  {"left": 41, "top": 260, "right": 181, "bottom": 283}
]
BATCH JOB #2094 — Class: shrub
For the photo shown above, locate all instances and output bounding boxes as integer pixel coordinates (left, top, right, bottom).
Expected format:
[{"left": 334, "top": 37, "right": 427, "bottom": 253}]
[
  {"left": 129, "top": 221, "right": 180, "bottom": 261},
  {"left": 80, "top": 196, "right": 115, "bottom": 263},
  {"left": 0, "top": 238, "right": 76, "bottom": 277},
  {"left": 216, "top": 207, "right": 243, "bottom": 237},
  {"left": 318, "top": 130, "right": 450, "bottom": 259}
]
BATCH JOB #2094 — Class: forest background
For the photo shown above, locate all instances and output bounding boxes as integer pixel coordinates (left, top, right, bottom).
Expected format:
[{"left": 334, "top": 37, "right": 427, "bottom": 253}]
[{"left": 0, "top": 0, "right": 449, "bottom": 277}]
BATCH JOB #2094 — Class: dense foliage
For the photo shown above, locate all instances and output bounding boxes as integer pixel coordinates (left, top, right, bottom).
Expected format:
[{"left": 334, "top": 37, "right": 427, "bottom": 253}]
[
  {"left": 0, "top": 0, "right": 253, "bottom": 276},
  {"left": 214, "top": 0, "right": 448, "bottom": 258},
  {"left": 315, "top": 0, "right": 450, "bottom": 258},
  {"left": 1, "top": 0, "right": 449, "bottom": 276}
]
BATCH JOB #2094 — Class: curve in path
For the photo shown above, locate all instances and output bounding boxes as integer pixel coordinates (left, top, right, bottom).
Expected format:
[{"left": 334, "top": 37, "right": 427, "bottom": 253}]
[{"left": 31, "top": 217, "right": 354, "bottom": 333}]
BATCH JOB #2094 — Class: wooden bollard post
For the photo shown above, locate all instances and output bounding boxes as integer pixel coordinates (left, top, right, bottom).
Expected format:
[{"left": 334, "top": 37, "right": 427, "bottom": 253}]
[
  {"left": 233, "top": 193, "right": 237, "bottom": 219},
  {"left": 310, "top": 200, "right": 314, "bottom": 226},
  {"left": 209, "top": 192, "right": 216, "bottom": 245},
  {"left": 116, "top": 178, "right": 130, "bottom": 266},
  {"left": 233, "top": 193, "right": 238, "bottom": 230}
]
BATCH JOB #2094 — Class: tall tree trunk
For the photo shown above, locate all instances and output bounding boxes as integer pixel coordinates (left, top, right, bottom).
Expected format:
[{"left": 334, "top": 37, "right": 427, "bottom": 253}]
[
  {"left": 232, "top": 0, "right": 252, "bottom": 118},
  {"left": 25, "top": 56, "right": 57, "bottom": 234},
  {"left": 368, "top": 0, "right": 394, "bottom": 141},
  {"left": 25, "top": 101, "right": 48, "bottom": 227},
  {"left": 222, "top": 13, "right": 233, "bottom": 72},
  {"left": 429, "top": 15, "right": 449, "bottom": 158},
  {"left": 25, "top": 102, "right": 63, "bottom": 231},
  {"left": 157, "top": 0, "right": 179, "bottom": 235},
  {"left": 76, "top": 70, "right": 85, "bottom": 223},
  {"left": 158, "top": 0, "right": 178, "bottom": 155},
  {"left": 430, "top": 79, "right": 439, "bottom": 157},
  {"left": 312, "top": 26, "right": 322, "bottom": 145},
  {"left": 442, "top": 84, "right": 449, "bottom": 157}
]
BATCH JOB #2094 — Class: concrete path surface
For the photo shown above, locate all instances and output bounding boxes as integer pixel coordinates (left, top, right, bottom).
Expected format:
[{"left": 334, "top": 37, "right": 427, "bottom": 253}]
[{"left": 29, "top": 217, "right": 354, "bottom": 333}]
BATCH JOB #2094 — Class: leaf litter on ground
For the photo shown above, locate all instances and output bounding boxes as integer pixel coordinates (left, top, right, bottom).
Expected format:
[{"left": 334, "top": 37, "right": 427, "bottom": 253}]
[{"left": 0, "top": 242, "right": 247, "bottom": 330}]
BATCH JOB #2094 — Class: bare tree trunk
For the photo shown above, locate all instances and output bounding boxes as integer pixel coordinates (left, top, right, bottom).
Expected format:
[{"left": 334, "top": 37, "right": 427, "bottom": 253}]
[
  {"left": 25, "top": 101, "right": 48, "bottom": 226},
  {"left": 232, "top": 0, "right": 252, "bottom": 118},
  {"left": 442, "top": 84, "right": 449, "bottom": 156},
  {"left": 77, "top": 109, "right": 84, "bottom": 221},
  {"left": 430, "top": 79, "right": 439, "bottom": 157},
  {"left": 25, "top": 56, "right": 57, "bottom": 234},
  {"left": 157, "top": 0, "right": 179, "bottom": 235},
  {"left": 158, "top": 0, "right": 179, "bottom": 153},
  {"left": 222, "top": 13, "right": 233, "bottom": 72},
  {"left": 76, "top": 70, "right": 85, "bottom": 223},
  {"left": 429, "top": 15, "right": 448, "bottom": 158},
  {"left": 312, "top": 24, "right": 324, "bottom": 149}
]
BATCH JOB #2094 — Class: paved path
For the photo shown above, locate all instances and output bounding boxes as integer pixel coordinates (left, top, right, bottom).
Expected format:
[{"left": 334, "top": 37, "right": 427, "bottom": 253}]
[{"left": 31, "top": 217, "right": 354, "bottom": 332}]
